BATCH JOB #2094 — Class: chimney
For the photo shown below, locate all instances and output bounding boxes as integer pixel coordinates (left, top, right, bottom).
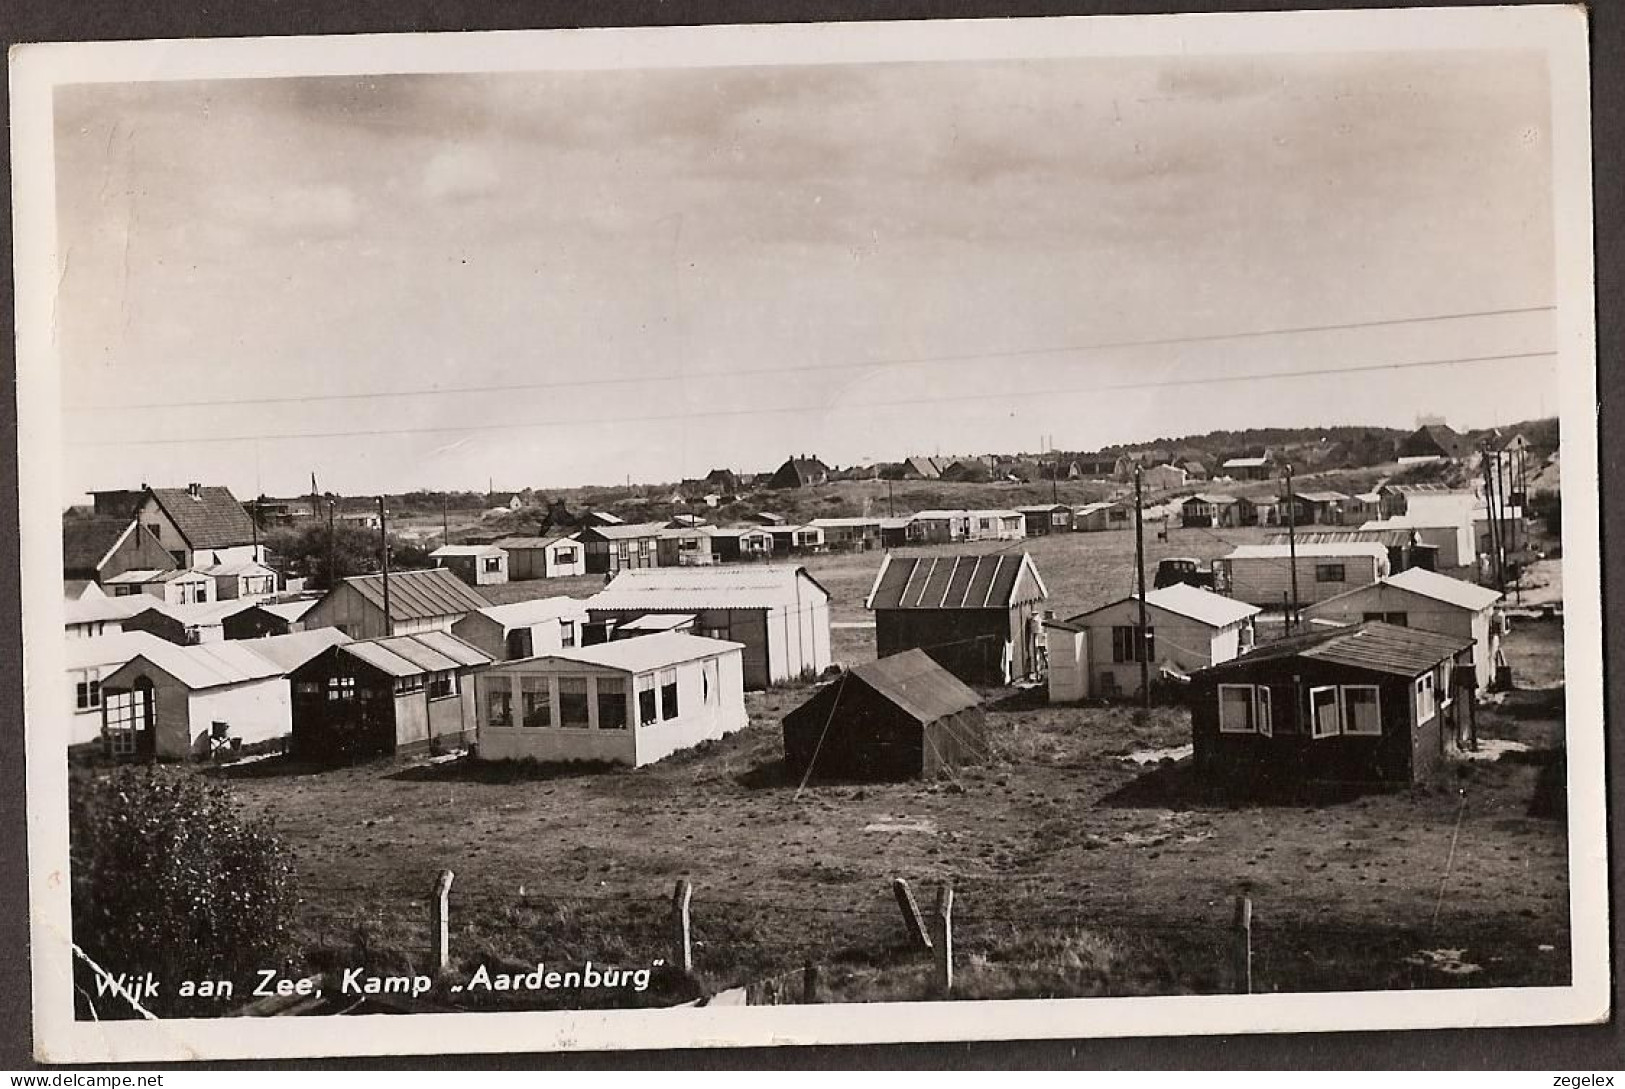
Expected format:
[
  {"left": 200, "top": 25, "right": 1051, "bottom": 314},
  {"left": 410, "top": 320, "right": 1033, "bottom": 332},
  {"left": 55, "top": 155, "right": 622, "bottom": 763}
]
[{"left": 187, "top": 482, "right": 202, "bottom": 499}]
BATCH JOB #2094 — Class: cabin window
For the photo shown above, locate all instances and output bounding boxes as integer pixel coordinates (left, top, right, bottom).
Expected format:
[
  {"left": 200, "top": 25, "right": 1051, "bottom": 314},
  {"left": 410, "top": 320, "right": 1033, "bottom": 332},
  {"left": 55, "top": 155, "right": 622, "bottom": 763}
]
[
  {"left": 1362, "top": 611, "right": 1408, "bottom": 627},
  {"left": 1111, "top": 626, "right": 1155, "bottom": 664},
  {"left": 244, "top": 576, "right": 275, "bottom": 596},
  {"left": 1344, "top": 686, "right": 1382, "bottom": 736},
  {"left": 1315, "top": 564, "right": 1346, "bottom": 583},
  {"left": 1415, "top": 673, "right": 1437, "bottom": 723},
  {"left": 394, "top": 675, "right": 424, "bottom": 695},
  {"left": 1438, "top": 664, "right": 1455, "bottom": 708},
  {"left": 75, "top": 677, "right": 102, "bottom": 711},
  {"left": 1051, "top": 513, "right": 1068, "bottom": 527},
  {"left": 506, "top": 628, "right": 534, "bottom": 661},
  {"left": 558, "top": 678, "right": 590, "bottom": 727},
  {"left": 1309, "top": 685, "right": 1341, "bottom": 738},
  {"left": 637, "top": 675, "right": 658, "bottom": 726},
  {"left": 560, "top": 621, "right": 577, "bottom": 648},
  {"left": 486, "top": 684, "right": 513, "bottom": 728},
  {"left": 521, "top": 676, "right": 550, "bottom": 727},
  {"left": 428, "top": 671, "right": 457, "bottom": 700},
  {"left": 1218, "top": 685, "right": 1256, "bottom": 733},
  {"left": 294, "top": 681, "right": 321, "bottom": 696},
  {"left": 483, "top": 556, "right": 501, "bottom": 574},
  {"left": 1256, "top": 686, "right": 1273, "bottom": 736},
  {"left": 597, "top": 684, "right": 628, "bottom": 730},
  {"left": 660, "top": 668, "right": 679, "bottom": 720},
  {"left": 554, "top": 547, "right": 577, "bottom": 565},
  {"left": 702, "top": 660, "right": 716, "bottom": 704},
  {"left": 328, "top": 676, "right": 356, "bottom": 701}
]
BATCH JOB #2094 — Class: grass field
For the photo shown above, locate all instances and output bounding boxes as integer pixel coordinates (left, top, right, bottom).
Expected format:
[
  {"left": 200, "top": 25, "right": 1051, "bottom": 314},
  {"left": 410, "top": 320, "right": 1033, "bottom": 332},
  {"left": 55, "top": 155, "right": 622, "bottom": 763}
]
[{"left": 184, "top": 526, "right": 1572, "bottom": 1010}]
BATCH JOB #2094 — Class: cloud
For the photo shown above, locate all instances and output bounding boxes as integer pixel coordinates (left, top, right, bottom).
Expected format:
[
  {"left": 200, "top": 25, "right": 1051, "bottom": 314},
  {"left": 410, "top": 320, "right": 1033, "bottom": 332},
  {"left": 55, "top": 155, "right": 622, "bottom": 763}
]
[
  {"left": 421, "top": 145, "right": 501, "bottom": 202},
  {"left": 215, "top": 182, "right": 359, "bottom": 233}
]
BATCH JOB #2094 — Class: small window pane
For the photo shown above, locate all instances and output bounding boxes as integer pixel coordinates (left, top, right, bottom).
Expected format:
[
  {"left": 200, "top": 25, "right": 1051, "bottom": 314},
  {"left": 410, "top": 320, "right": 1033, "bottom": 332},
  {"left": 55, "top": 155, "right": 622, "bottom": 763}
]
[
  {"left": 1310, "top": 686, "right": 1341, "bottom": 738},
  {"left": 521, "top": 676, "right": 550, "bottom": 728},
  {"left": 598, "top": 684, "right": 628, "bottom": 730},
  {"left": 1218, "top": 685, "right": 1254, "bottom": 733},
  {"left": 1344, "top": 686, "right": 1381, "bottom": 736},
  {"left": 558, "top": 678, "right": 590, "bottom": 727}
]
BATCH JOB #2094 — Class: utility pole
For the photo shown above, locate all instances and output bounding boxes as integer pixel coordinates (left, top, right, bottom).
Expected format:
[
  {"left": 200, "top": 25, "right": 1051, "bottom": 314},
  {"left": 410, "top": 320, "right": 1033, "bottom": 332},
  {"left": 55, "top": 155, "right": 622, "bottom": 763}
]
[
  {"left": 379, "top": 496, "right": 394, "bottom": 638},
  {"left": 326, "top": 497, "right": 336, "bottom": 591},
  {"left": 1480, "top": 445, "right": 1504, "bottom": 592},
  {"left": 1134, "top": 464, "right": 1150, "bottom": 712},
  {"left": 887, "top": 479, "right": 895, "bottom": 519},
  {"left": 442, "top": 494, "right": 450, "bottom": 550},
  {"left": 1284, "top": 463, "right": 1299, "bottom": 634}
]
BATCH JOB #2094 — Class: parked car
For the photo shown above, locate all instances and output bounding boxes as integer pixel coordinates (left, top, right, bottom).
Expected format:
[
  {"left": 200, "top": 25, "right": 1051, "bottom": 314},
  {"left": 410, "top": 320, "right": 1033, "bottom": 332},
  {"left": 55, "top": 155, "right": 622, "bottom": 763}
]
[{"left": 1153, "top": 556, "right": 1216, "bottom": 591}]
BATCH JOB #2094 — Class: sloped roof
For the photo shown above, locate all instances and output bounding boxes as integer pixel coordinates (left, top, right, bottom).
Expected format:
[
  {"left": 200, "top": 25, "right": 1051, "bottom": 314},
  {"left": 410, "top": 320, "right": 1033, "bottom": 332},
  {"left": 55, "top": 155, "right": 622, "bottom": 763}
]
[
  {"left": 578, "top": 522, "right": 668, "bottom": 540},
  {"left": 243, "top": 628, "right": 353, "bottom": 673},
  {"left": 1380, "top": 567, "right": 1503, "bottom": 611},
  {"left": 64, "top": 593, "right": 151, "bottom": 627},
  {"left": 1222, "top": 456, "right": 1271, "bottom": 468},
  {"left": 1015, "top": 504, "right": 1069, "bottom": 515},
  {"left": 904, "top": 456, "right": 942, "bottom": 478},
  {"left": 114, "top": 640, "right": 288, "bottom": 690},
  {"left": 1209, "top": 621, "right": 1471, "bottom": 677},
  {"left": 65, "top": 631, "right": 172, "bottom": 672},
  {"left": 104, "top": 567, "right": 210, "bottom": 586},
  {"left": 1400, "top": 423, "right": 1467, "bottom": 458},
  {"left": 340, "top": 631, "right": 492, "bottom": 678},
  {"left": 1268, "top": 529, "right": 1417, "bottom": 548},
  {"left": 431, "top": 544, "right": 505, "bottom": 559},
  {"left": 471, "top": 597, "right": 589, "bottom": 630},
  {"left": 619, "top": 613, "right": 697, "bottom": 632},
  {"left": 1293, "top": 490, "right": 1350, "bottom": 504},
  {"left": 865, "top": 553, "right": 1048, "bottom": 610},
  {"left": 847, "top": 648, "right": 982, "bottom": 724},
  {"left": 1183, "top": 493, "right": 1239, "bottom": 506},
  {"left": 196, "top": 559, "right": 277, "bottom": 578},
  {"left": 145, "top": 486, "right": 259, "bottom": 549},
  {"left": 63, "top": 518, "right": 143, "bottom": 575},
  {"left": 340, "top": 568, "right": 487, "bottom": 621},
  {"left": 588, "top": 565, "right": 828, "bottom": 611},
  {"left": 255, "top": 599, "right": 319, "bottom": 622},
  {"left": 807, "top": 517, "right": 883, "bottom": 528},
  {"left": 528, "top": 631, "right": 743, "bottom": 673},
  {"left": 1072, "top": 583, "right": 1259, "bottom": 629}
]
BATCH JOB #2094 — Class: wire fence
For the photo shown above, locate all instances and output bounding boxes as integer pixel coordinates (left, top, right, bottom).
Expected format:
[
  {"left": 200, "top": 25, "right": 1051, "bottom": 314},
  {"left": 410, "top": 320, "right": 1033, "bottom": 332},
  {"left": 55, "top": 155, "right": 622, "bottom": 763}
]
[{"left": 278, "top": 871, "right": 1573, "bottom": 1013}]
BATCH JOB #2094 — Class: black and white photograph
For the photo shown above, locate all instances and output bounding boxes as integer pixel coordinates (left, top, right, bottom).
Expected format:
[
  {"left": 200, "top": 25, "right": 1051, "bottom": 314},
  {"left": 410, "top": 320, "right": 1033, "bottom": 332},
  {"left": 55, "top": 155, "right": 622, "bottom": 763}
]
[{"left": 9, "top": 6, "right": 1606, "bottom": 1064}]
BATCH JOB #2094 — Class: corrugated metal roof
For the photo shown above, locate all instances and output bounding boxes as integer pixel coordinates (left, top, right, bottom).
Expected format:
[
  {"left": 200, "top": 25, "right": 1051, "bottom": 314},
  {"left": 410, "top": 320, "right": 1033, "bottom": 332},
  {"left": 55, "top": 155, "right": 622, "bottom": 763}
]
[
  {"left": 117, "top": 640, "right": 289, "bottom": 690},
  {"left": 1225, "top": 542, "right": 1389, "bottom": 560},
  {"left": 64, "top": 593, "right": 151, "bottom": 626},
  {"left": 1184, "top": 493, "right": 1239, "bottom": 505},
  {"left": 1381, "top": 568, "right": 1503, "bottom": 611},
  {"left": 340, "top": 631, "right": 492, "bottom": 678},
  {"left": 474, "top": 597, "right": 589, "bottom": 630},
  {"left": 104, "top": 568, "right": 208, "bottom": 585},
  {"left": 1360, "top": 516, "right": 1468, "bottom": 533},
  {"left": 145, "top": 486, "right": 259, "bottom": 550},
  {"left": 1210, "top": 621, "right": 1471, "bottom": 677},
  {"left": 1268, "top": 529, "right": 1417, "bottom": 548},
  {"left": 197, "top": 559, "right": 276, "bottom": 578},
  {"left": 865, "top": 553, "right": 1047, "bottom": 611},
  {"left": 588, "top": 565, "right": 827, "bottom": 611},
  {"left": 430, "top": 545, "right": 504, "bottom": 558},
  {"left": 846, "top": 648, "right": 982, "bottom": 724},
  {"left": 578, "top": 522, "right": 668, "bottom": 540},
  {"left": 342, "top": 568, "right": 488, "bottom": 621},
  {"left": 530, "top": 631, "right": 742, "bottom": 673}
]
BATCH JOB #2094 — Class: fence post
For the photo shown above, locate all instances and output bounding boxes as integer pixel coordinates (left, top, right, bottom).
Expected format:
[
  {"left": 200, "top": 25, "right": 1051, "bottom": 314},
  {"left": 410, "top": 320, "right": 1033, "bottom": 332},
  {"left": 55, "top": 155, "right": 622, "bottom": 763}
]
[
  {"left": 1231, "top": 895, "right": 1253, "bottom": 995},
  {"left": 933, "top": 885, "right": 954, "bottom": 999},
  {"left": 671, "top": 879, "right": 694, "bottom": 974},
  {"left": 431, "top": 869, "right": 455, "bottom": 974},
  {"left": 802, "top": 960, "right": 819, "bottom": 1005},
  {"left": 892, "top": 877, "right": 933, "bottom": 950}
]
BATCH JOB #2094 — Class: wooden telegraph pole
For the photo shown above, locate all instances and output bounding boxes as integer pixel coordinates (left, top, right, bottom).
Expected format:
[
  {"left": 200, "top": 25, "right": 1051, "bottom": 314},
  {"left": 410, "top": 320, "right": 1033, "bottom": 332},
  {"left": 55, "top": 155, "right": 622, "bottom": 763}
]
[
  {"left": 326, "top": 497, "right": 337, "bottom": 591},
  {"left": 1284, "top": 463, "right": 1300, "bottom": 634},
  {"left": 378, "top": 496, "right": 393, "bottom": 637},
  {"left": 1134, "top": 464, "right": 1150, "bottom": 711}
]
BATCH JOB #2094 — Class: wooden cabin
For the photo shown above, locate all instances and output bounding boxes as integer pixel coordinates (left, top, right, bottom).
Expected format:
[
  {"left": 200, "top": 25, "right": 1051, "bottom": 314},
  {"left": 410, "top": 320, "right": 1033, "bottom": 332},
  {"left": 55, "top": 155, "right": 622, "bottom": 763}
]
[
  {"left": 575, "top": 523, "right": 666, "bottom": 575},
  {"left": 1017, "top": 504, "right": 1074, "bottom": 536},
  {"left": 303, "top": 568, "right": 489, "bottom": 640},
  {"left": 453, "top": 597, "right": 588, "bottom": 661},
  {"left": 430, "top": 544, "right": 510, "bottom": 586},
  {"left": 496, "top": 535, "right": 586, "bottom": 580},
  {"left": 866, "top": 552, "right": 1049, "bottom": 686},
  {"left": 1216, "top": 543, "right": 1390, "bottom": 609},
  {"left": 1190, "top": 621, "right": 1475, "bottom": 787},
  {"left": 288, "top": 631, "right": 491, "bottom": 762}
]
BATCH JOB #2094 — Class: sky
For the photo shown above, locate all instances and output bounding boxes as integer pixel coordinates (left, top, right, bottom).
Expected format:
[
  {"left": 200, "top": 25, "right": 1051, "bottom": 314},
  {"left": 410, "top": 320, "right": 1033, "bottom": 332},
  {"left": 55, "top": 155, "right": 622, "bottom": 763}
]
[{"left": 52, "top": 49, "right": 1558, "bottom": 500}]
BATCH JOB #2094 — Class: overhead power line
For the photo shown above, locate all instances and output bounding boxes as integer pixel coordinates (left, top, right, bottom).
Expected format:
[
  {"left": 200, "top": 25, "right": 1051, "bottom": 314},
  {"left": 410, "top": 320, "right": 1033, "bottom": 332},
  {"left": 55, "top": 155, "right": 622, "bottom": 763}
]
[
  {"left": 65, "top": 304, "right": 1555, "bottom": 414},
  {"left": 65, "top": 348, "right": 1558, "bottom": 448}
]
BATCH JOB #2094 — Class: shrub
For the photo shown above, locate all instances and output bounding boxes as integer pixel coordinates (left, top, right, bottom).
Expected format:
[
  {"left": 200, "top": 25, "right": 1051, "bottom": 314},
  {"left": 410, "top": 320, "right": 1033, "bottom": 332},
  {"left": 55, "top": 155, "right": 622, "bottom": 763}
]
[{"left": 69, "top": 766, "right": 297, "bottom": 1018}]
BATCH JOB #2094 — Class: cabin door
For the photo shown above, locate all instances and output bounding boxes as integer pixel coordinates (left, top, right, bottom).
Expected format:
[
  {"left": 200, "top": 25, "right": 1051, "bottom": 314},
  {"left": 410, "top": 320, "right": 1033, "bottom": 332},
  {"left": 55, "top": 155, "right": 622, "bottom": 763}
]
[{"left": 103, "top": 676, "right": 156, "bottom": 759}]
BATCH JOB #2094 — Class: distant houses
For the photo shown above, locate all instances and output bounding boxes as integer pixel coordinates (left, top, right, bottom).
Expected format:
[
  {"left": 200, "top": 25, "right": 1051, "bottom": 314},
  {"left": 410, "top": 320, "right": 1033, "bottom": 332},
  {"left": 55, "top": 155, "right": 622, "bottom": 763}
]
[
  {"left": 1046, "top": 584, "right": 1261, "bottom": 702},
  {"left": 1179, "top": 494, "right": 1249, "bottom": 529},
  {"left": 221, "top": 599, "right": 318, "bottom": 640},
  {"left": 1140, "top": 464, "right": 1188, "bottom": 491},
  {"left": 304, "top": 568, "right": 489, "bottom": 640},
  {"left": 1221, "top": 456, "right": 1273, "bottom": 481},
  {"left": 1017, "top": 504, "right": 1074, "bottom": 536},
  {"left": 807, "top": 516, "right": 883, "bottom": 552},
  {"left": 575, "top": 522, "right": 666, "bottom": 575},
  {"left": 586, "top": 565, "right": 832, "bottom": 689},
  {"left": 866, "top": 552, "right": 1049, "bottom": 686},
  {"left": 473, "top": 632, "right": 748, "bottom": 767},
  {"left": 63, "top": 518, "right": 176, "bottom": 586},
  {"left": 769, "top": 455, "right": 832, "bottom": 489},
  {"left": 135, "top": 483, "right": 266, "bottom": 569},
  {"left": 1397, "top": 423, "right": 1468, "bottom": 462},
  {"left": 1189, "top": 621, "right": 1475, "bottom": 788},
  {"left": 782, "top": 649, "right": 987, "bottom": 781}
]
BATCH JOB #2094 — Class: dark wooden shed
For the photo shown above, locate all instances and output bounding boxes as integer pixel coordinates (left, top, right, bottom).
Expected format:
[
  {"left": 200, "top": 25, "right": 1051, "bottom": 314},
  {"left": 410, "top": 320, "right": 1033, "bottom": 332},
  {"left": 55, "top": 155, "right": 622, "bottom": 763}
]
[
  {"left": 1189, "top": 621, "right": 1474, "bottom": 789},
  {"left": 782, "top": 649, "right": 987, "bottom": 781},
  {"left": 865, "top": 552, "right": 1049, "bottom": 686}
]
